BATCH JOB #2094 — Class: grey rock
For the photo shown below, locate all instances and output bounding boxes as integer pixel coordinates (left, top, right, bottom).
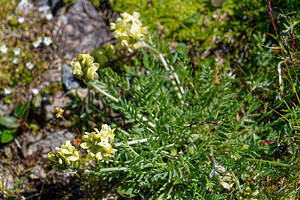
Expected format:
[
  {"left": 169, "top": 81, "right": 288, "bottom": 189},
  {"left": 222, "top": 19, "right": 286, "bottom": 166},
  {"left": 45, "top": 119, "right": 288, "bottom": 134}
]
[
  {"left": 68, "top": 88, "right": 89, "bottom": 99},
  {"left": 44, "top": 68, "right": 61, "bottom": 83},
  {"left": 4, "top": 174, "right": 14, "bottom": 191},
  {"left": 29, "top": 165, "right": 47, "bottom": 179},
  {"left": 62, "top": 63, "right": 81, "bottom": 90},
  {"left": 44, "top": 90, "right": 71, "bottom": 120},
  {"left": 52, "top": 0, "right": 113, "bottom": 60},
  {"left": 27, "top": 130, "right": 75, "bottom": 156}
]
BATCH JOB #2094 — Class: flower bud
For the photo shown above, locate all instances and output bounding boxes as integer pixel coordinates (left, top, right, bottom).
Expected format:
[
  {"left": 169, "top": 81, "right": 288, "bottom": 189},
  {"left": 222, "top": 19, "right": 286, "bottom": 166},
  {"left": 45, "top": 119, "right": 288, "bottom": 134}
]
[
  {"left": 48, "top": 141, "right": 80, "bottom": 167},
  {"left": 78, "top": 54, "right": 94, "bottom": 67},
  {"left": 71, "top": 54, "right": 100, "bottom": 82},
  {"left": 47, "top": 152, "right": 56, "bottom": 162}
]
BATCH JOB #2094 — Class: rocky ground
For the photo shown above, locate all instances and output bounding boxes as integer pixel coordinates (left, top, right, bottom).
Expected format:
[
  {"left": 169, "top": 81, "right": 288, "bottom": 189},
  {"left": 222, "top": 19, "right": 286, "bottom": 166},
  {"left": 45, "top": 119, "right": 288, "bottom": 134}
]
[{"left": 0, "top": 0, "right": 119, "bottom": 199}]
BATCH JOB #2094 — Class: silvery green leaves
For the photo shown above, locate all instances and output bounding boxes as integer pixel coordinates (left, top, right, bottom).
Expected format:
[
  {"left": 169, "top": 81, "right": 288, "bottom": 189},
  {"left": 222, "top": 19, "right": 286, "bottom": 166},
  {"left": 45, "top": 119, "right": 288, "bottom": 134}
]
[{"left": 71, "top": 54, "right": 100, "bottom": 82}]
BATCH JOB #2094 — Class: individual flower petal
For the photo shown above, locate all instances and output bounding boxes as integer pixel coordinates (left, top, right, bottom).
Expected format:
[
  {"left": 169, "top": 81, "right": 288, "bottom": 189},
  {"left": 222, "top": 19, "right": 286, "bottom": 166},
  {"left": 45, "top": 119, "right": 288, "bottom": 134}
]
[
  {"left": 60, "top": 148, "right": 72, "bottom": 155},
  {"left": 58, "top": 158, "right": 63, "bottom": 165},
  {"left": 99, "top": 142, "right": 115, "bottom": 154},
  {"left": 110, "top": 22, "right": 116, "bottom": 30},
  {"left": 82, "top": 132, "right": 91, "bottom": 141},
  {"left": 80, "top": 142, "right": 91, "bottom": 149}
]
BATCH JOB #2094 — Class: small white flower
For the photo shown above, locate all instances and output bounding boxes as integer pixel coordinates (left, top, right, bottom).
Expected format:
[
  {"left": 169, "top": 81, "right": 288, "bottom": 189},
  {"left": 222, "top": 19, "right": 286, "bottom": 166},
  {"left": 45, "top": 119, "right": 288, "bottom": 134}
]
[
  {"left": 43, "top": 37, "right": 52, "bottom": 46},
  {"left": 0, "top": 44, "right": 8, "bottom": 54},
  {"left": 14, "top": 48, "right": 21, "bottom": 56},
  {"left": 45, "top": 13, "right": 53, "bottom": 21},
  {"left": 31, "top": 88, "right": 39, "bottom": 95},
  {"left": 4, "top": 88, "right": 12, "bottom": 96},
  {"left": 18, "top": 17, "right": 25, "bottom": 23},
  {"left": 12, "top": 57, "right": 19, "bottom": 64},
  {"left": 33, "top": 37, "right": 43, "bottom": 48},
  {"left": 26, "top": 62, "right": 34, "bottom": 70}
]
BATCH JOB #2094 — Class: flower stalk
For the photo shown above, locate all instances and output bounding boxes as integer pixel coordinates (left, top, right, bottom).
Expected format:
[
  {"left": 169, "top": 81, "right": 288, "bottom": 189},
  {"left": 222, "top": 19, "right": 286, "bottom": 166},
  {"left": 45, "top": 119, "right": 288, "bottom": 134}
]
[
  {"left": 142, "top": 42, "right": 184, "bottom": 100},
  {"left": 110, "top": 12, "right": 184, "bottom": 101},
  {"left": 89, "top": 80, "right": 156, "bottom": 130}
]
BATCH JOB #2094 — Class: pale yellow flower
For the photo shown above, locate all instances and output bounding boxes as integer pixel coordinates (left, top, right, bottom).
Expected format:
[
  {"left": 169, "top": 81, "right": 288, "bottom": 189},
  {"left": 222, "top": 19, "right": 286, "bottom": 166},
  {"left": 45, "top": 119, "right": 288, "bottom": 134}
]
[
  {"left": 55, "top": 107, "right": 64, "bottom": 118},
  {"left": 71, "top": 54, "right": 100, "bottom": 82},
  {"left": 78, "top": 54, "right": 94, "bottom": 66},
  {"left": 71, "top": 61, "right": 83, "bottom": 77},
  {"left": 86, "top": 63, "right": 99, "bottom": 80},
  {"left": 80, "top": 124, "right": 116, "bottom": 162},
  {"left": 47, "top": 141, "right": 80, "bottom": 167},
  {"left": 110, "top": 12, "right": 148, "bottom": 52}
]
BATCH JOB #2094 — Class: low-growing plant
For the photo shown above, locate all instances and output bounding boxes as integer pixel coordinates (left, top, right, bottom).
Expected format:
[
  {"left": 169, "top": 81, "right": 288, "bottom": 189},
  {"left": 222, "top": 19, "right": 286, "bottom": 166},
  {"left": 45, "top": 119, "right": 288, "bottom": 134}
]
[{"left": 47, "top": 10, "right": 300, "bottom": 199}]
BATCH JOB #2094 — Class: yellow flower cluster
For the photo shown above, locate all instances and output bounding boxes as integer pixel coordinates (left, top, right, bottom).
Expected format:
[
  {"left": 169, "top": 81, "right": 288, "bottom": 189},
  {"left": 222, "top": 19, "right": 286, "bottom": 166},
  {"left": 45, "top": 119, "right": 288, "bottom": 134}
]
[
  {"left": 48, "top": 124, "right": 117, "bottom": 169},
  {"left": 71, "top": 54, "right": 100, "bottom": 82},
  {"left": 110, "top": 12, "right": 148, "bottom": 52},
  {"left": 81, "top": 124, "right": 117, "bottom": 161},
  {"left": 47, "top": 141, "right": 80, "bottom": 168}
]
